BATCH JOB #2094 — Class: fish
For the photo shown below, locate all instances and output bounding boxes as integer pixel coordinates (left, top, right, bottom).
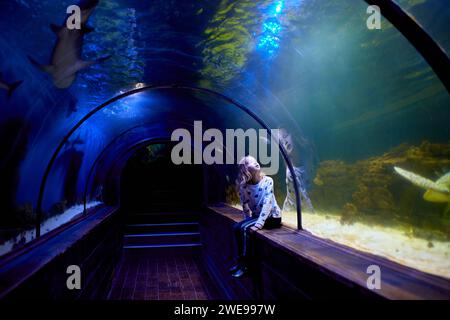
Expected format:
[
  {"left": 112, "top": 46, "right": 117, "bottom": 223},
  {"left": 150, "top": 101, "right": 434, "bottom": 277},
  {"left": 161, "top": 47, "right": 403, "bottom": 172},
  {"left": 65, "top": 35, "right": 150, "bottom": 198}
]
[
  {"left": 394, "top": 167, "right": 450, "bottom": 205},
  {"left": 28, "top": 0, "right": 109, "bottom": 89},
  {"left": 0, "top": 72, "right": 22, "bottom": 97}
]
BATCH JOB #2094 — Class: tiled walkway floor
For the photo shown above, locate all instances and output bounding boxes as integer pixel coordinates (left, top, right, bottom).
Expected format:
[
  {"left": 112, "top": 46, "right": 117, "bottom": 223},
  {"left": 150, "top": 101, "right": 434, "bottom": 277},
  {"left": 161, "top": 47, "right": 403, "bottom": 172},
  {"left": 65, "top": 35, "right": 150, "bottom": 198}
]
[{"left": 108, "top": 252, "right": 219, "bottom": 300}]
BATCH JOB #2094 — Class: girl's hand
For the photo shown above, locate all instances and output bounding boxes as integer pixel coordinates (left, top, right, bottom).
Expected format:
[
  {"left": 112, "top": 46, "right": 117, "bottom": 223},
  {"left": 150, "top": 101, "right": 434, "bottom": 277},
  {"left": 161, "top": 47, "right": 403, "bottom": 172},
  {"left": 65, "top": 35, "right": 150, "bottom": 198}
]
[
  {"left": 250, "top": 226, "right": 260, "bottom": 232},
  {"left": 251, "top": 224, "right": 263, "bottom": 231}
]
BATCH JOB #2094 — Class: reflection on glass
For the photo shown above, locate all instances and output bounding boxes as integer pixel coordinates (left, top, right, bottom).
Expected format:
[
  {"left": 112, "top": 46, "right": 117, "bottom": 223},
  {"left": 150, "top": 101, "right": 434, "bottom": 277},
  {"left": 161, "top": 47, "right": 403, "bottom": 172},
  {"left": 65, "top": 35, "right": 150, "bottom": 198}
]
[{"left": 277, "top": 128, "right": 315, "bottom": 214}]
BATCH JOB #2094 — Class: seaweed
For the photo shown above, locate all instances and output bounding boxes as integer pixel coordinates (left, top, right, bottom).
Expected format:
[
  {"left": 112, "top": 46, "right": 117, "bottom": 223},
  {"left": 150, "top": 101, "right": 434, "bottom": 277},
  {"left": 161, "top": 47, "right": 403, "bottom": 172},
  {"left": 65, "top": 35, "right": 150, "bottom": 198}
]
[{"left": 311, "top": 141, "right": 450, "bottom": 240}]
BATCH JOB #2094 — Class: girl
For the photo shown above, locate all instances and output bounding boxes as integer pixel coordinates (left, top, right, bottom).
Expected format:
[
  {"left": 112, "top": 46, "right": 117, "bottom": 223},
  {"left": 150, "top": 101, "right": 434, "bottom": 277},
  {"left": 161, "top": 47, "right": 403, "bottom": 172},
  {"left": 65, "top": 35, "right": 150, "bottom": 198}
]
[{"left": 230, "top": 156, "right": 282, "bottom": 278}]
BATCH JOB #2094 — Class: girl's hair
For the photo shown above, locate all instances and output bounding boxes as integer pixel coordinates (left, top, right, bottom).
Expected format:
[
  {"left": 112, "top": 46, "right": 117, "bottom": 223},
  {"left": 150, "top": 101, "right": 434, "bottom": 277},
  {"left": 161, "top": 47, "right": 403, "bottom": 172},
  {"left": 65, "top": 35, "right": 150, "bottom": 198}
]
[{"left": 236, "top": 156, "right": 264, "bottom": 188}]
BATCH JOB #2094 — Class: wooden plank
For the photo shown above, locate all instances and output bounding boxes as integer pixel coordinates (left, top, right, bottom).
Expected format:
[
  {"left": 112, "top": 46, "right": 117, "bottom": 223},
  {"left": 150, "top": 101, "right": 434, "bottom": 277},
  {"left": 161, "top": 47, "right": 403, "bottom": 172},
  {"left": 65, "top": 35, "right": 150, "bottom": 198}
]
[{"left": 207, "top": 204, "right": 450, "bottom": 300}]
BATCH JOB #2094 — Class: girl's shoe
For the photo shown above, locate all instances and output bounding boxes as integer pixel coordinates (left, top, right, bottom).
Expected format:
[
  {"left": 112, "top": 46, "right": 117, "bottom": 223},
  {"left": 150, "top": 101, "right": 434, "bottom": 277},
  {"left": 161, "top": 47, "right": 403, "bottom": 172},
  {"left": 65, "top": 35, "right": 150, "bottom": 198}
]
[
  {"left": 229, "top": 264, "right": 241, "bottom": 273},
  {"left": 231, "top": 266, "right": 248, "bottom": 278}
]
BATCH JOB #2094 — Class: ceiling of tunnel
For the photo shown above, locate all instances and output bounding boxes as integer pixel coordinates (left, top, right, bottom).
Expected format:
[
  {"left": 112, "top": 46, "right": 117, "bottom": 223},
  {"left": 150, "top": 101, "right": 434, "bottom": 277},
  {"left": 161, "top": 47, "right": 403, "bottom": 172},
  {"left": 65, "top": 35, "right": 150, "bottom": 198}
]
[
  {"left": 2, "top": 0, "right": 447, "bottom": 115},
  {"left": 0, "top": 0, "right": 449, "bottom": 212},
  {"left": 43, "top": 91, "right": 265, "bottom": 210}
]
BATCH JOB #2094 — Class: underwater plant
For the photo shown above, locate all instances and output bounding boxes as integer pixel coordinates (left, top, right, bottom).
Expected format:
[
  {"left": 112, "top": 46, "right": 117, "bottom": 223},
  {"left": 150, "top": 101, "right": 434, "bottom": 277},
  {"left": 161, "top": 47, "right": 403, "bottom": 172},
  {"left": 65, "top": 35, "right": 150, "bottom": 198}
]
[
  {"left": 225, "top": 184, "right": 240, "bottom": 206},
  {"left": 310, "top": 141, "right": 450, "bottom": 240},
  {"left": 199, "top": 0, "right": 263, "bottom": 85}
]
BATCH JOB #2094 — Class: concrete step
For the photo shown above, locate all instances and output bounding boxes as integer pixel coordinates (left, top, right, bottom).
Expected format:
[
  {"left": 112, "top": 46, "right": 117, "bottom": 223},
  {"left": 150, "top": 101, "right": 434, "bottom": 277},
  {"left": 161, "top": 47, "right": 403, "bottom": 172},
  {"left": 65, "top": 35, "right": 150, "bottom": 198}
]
[
  {"left": 132, "top": 206, "right": 200, "bottom": 214},
  {"left": 123, "top": 243, "right": 202, "bottom": 255},
  {"left": 126, "top": 212, "right": 200, "bottom": 224},
  {"left": 125, "top": 222, "right": 199, "bottom": 234},
  {"left": 123, "top": 232, "right": 201, "bottom": 246}
]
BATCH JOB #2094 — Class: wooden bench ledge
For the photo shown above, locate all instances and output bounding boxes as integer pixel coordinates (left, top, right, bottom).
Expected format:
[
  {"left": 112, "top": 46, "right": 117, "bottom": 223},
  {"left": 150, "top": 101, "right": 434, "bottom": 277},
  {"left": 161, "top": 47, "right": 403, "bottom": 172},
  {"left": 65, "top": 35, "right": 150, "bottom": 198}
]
[{"left": 207, "top": 203, "right": 450, "bottom": 300}]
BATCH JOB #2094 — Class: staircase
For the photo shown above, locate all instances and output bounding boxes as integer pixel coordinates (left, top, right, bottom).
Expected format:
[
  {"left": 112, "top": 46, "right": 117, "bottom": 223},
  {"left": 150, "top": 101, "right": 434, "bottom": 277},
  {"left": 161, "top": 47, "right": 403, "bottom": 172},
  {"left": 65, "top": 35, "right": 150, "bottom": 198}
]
[{"left": 123, "top": 212, "right": 202, "bottom": 254}]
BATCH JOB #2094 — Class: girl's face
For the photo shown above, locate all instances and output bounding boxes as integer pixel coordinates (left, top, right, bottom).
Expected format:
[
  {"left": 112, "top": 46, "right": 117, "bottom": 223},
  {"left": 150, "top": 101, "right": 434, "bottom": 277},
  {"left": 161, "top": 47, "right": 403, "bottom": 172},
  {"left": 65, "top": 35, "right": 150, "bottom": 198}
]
[
  {"left": 246, "top": 156, "right": 260, "bottom": 175},
  {"left": 280, "top": 129, "right": 293, "bottom": 154}
]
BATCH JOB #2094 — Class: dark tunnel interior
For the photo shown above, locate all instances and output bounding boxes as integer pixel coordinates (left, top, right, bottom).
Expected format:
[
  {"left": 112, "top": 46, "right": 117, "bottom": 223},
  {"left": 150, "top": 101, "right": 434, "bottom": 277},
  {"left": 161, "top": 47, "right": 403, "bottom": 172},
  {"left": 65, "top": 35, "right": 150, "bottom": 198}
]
[{"left": 120, "top": 143, "right": 204, "bottom": 213}]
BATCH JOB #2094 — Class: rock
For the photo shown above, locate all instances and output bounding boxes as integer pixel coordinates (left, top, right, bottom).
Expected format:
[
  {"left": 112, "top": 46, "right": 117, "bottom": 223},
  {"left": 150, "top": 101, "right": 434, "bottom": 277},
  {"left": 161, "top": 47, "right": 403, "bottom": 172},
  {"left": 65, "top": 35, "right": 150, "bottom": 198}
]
[{"left": 310, "top": 141, "right": 450, "bottom": 241}]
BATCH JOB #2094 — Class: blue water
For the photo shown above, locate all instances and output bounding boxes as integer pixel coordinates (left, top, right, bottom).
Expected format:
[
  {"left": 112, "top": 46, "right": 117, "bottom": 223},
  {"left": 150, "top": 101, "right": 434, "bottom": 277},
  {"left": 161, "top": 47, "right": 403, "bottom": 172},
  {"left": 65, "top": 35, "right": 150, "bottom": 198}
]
[{"left": 0, "top": 0, "right": 449, "bottom": 276}]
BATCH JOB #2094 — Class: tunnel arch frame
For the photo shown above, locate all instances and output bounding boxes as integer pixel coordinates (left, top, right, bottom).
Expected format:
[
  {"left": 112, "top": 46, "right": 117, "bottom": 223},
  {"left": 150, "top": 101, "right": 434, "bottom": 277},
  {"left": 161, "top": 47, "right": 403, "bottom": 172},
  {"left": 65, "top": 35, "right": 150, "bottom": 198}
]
[
  {"left": 85, "top": 118, "right": 253, "bottom": 215},
  {"left": 85, "top": 123, "right": 244, "bottom": 214},
  {"left": 34, "top": 0, "right": 449, "bottom": 237},
  {"left": 37, "top": 85, "right": 303, "bottom": 237},
  {"left": 83, "top": 119, "right": 203, "bottom": 213},
  {"left": 97, "top": 137, "right": 173, "bottom": 211},
  {"left": 363, "top": 0, "right": 449, "bottom": 91},
  {"left": 86, "top": 136, "right": 218, "bottom": 214}
]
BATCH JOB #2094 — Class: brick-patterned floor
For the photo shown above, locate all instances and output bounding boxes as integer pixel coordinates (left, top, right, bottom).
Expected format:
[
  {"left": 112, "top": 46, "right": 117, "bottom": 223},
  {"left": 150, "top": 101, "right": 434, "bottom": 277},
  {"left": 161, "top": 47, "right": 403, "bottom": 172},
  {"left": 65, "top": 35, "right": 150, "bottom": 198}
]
[{"left": 108, "top": 252, "right": 218, "bottom": 300}]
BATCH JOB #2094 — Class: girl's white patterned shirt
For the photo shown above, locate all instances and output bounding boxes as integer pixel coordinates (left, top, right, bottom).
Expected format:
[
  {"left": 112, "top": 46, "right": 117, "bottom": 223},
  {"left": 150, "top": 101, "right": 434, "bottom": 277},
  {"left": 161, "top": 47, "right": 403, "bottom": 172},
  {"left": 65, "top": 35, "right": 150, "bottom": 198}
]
[{"left": 239, "top": 176, "right": 282, "bottom": 228}]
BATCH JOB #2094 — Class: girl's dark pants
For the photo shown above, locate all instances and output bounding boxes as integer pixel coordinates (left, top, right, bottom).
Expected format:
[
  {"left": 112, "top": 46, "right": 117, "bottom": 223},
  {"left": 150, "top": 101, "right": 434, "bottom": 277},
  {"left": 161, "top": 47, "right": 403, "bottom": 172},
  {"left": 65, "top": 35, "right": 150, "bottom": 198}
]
[{"left": 233, "top": 216, "right": 281, "bottom": 266}]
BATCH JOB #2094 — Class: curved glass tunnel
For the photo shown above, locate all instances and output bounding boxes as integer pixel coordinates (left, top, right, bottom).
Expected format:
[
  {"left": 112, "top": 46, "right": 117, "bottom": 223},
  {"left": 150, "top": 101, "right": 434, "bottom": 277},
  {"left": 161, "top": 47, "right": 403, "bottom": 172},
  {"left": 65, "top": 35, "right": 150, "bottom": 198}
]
[{"left": 0, "top": 0, "right": 449, "bottom": 300}]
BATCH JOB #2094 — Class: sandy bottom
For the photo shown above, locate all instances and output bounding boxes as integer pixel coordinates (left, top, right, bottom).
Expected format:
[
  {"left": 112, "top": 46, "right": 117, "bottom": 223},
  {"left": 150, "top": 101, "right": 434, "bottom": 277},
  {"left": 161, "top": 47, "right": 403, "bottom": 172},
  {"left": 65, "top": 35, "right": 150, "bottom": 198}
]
[
  {"left": 231, "top": 203, "right": 449, "bottom": 279},
  {"left": 282, "top": 210, "right": 450, "bottom": 279},
  {"left": 0, "top": 201, "right": 102, "bottom": 257}
]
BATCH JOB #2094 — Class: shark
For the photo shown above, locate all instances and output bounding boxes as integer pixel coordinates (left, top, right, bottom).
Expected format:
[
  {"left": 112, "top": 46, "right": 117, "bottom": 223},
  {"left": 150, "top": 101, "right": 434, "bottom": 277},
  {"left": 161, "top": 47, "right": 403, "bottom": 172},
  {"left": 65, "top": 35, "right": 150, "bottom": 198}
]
[
  {"left": 0, "top": 73, "right": 22, "bottom": 97},
  {"left": 394, "top": 166, "right": 450, "bottom": 212},
  {"left": 28, "top": 0, "right": 109, "bottom": 89}
]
